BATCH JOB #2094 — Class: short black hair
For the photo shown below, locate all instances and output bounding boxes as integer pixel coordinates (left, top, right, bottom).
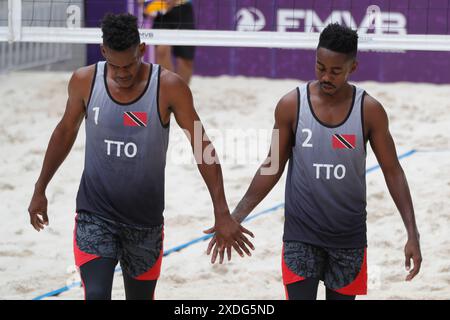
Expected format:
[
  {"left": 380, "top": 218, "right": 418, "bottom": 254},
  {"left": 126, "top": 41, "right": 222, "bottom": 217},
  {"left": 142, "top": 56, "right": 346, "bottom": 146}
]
[
  {"left": 318, "top": 23, "right": 358, "bottom": 59},
  {"left": 101, "top": 13, "right": 140, "bottom": 51}
]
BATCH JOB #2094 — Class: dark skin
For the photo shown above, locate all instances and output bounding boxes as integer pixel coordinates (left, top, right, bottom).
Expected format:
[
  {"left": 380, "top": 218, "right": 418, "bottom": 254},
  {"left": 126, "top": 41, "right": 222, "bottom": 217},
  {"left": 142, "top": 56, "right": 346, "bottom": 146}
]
[
  {"left": 27, "top": 43, "right": 254, "bottom": 256},
  {"left": 206, "top": 47, "right": 422, "bottom": 282}
]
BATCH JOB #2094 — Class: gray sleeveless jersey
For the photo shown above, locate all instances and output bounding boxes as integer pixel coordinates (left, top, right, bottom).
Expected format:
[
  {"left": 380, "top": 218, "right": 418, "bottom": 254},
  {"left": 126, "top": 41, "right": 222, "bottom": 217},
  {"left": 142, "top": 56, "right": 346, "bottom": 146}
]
[
  {"left": 284, "top": 82, "right": 367, "bottom": 248},
  {"left": 76, "top": 62, "right": 169, "bottom": 227}
]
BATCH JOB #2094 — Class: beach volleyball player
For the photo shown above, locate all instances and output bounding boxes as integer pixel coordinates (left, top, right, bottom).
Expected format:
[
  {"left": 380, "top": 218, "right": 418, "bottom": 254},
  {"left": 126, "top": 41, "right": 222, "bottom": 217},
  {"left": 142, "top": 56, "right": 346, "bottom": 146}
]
[
  {"left": 205, "top": 23, "right": 422, "bottom": 300},
  {"left": 27, "top": 13, "right": 253, "bottom": 300}
]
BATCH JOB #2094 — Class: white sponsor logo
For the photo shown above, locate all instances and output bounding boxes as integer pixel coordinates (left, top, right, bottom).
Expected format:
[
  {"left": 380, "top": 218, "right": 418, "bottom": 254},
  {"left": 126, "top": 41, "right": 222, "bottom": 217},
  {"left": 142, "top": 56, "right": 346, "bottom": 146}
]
[
  {"left": 236, "top": 7, "right": 266, "bottom": 31},
  {"left": 236, "top": 6, "right": 407, "bottom": 35}
]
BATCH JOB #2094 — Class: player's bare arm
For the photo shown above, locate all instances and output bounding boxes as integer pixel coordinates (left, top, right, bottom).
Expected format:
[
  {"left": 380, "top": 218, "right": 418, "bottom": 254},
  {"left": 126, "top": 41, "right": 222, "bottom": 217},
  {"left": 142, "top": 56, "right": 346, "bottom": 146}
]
[
  {"left": 28, "top": 65, "right": 93, "bottom": 232},
  {"left": 159, "top": 69, "right": 254, "bottom": 259},
  {"left": 364, "top": 94, "right": 422, "bottom": 281},
  {"left": 205, "top": 88, "right": 298, "bottom": 263}
]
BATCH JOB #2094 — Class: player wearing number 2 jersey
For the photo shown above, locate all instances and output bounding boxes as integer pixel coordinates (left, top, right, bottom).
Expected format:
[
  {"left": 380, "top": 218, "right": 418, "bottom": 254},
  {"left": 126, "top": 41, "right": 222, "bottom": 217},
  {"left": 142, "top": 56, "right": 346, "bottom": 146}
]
[{"left": 205, "top": 23, "right": 422, "bottom": 300}]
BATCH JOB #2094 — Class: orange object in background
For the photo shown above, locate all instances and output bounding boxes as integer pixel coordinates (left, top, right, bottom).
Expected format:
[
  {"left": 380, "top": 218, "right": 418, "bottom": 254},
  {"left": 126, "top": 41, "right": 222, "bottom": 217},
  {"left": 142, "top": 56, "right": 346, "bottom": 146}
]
[{"left": 144, "top": 1, "right": 168, "bottom": 17}]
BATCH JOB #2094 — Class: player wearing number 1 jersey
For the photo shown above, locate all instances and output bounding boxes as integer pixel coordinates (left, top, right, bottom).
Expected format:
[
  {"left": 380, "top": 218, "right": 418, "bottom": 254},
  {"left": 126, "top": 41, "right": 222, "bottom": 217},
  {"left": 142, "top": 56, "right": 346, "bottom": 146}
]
[
  {"left": 205, "top": 23, "right": 422, "bottom": 300},
  {"left": 27, "top": 13, "right": 254, "bottom": 300}
]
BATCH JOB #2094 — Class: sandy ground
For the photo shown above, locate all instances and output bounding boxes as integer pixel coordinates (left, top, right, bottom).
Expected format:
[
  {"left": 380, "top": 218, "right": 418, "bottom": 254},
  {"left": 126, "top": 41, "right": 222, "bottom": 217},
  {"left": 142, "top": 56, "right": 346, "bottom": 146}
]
[{"left": 0, "top": 71, "right": 449, "bottom": 300}]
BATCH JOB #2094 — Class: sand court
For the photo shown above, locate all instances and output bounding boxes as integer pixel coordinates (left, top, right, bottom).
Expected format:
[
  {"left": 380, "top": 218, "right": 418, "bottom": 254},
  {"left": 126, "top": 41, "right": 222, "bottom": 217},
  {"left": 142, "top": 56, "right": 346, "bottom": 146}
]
[{"left": 0, "top": 72, "right": 449, "bottom": 300}]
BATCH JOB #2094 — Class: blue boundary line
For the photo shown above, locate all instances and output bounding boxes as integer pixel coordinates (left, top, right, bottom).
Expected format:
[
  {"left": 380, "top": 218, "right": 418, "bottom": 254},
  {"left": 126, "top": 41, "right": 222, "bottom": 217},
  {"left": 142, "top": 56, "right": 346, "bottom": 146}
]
[
  {"left": 32, "top": 149, "right": 417, "bottom": 300},
  {"left": 365, "top": 149, "right": 416, "bottom": 174}
]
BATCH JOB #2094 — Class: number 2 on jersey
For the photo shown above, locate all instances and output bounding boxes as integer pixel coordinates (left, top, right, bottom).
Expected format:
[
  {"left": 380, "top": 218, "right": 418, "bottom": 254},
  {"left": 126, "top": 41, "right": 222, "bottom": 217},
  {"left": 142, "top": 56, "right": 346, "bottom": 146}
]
[{"left": 302, "top": 128, "right": 313, "bottom": 147}]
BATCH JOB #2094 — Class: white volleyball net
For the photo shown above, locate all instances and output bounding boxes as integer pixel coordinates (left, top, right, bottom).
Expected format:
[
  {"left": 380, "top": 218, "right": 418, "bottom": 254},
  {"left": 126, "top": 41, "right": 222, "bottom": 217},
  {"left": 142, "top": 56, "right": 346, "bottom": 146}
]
[{"left": 1, "top": 0, "right": 450, "bottom": 51}]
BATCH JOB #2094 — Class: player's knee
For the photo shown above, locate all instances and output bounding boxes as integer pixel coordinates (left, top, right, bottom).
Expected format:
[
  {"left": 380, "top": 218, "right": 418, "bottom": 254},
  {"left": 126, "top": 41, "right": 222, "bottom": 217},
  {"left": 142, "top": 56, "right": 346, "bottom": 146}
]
[
  {"left": 155, "top": 46, "right": 171, "bottom": 59},
  {"left": 177, "top": 58, "right": 194, "bottom": 69}
]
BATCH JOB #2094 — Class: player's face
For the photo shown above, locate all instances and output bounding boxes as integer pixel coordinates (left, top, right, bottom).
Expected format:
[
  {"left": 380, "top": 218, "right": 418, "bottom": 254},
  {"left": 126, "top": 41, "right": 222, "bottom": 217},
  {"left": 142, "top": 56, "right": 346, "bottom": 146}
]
[
  {"left": 102, "top": 44, "right": 146, "bottom": 88},
  {"left": 315, "top": 47, "right": 357, "bottom": 95}
]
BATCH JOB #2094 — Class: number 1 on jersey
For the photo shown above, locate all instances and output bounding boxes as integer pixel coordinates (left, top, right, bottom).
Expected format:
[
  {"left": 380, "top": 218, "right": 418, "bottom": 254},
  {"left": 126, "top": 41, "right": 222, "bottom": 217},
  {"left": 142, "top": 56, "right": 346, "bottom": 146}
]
[{"left": 93, "top": 107, "right": 99, "bottom": 125}]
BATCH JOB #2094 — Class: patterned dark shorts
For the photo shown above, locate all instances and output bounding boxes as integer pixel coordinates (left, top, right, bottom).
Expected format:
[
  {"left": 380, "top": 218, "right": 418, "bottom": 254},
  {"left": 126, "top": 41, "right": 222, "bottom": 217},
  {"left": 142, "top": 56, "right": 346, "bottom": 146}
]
[
  {"left": 73, "top": 212, "right": 164, "bottom": 280},
  {"left": 282, "top": 241, "right": 367, "bottom": 295}
]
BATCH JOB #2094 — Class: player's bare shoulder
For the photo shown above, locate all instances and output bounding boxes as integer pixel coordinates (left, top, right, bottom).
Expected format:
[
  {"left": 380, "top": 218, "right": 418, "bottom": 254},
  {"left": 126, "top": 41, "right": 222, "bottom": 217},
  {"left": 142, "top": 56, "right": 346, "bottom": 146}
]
[
  {"left": 362, "top": 93, "right": 390, "bottom": 143},
  {"left": 364, "top": 93, "right": 384, "bottom": 111},
  {"left": 159, "top": 67, "right": 188, "bottom": 93},
  {"left": 69, "top": 64, "right": 97, "bottom": 105},
  {"left": 159, "top": 67, "right": 192, "bottom": 110},
  {"left": 275, "top": 88, "right": 299, "bottom": 130},
  {"left": 363, "top": 93, "right": 389, "bottom": 127}
]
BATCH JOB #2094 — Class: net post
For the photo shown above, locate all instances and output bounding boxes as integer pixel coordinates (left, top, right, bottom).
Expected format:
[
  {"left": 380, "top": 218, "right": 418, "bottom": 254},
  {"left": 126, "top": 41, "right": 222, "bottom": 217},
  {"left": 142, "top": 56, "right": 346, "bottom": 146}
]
[{"left": 8, "top": 0, "right": 22, "bottom": 43}]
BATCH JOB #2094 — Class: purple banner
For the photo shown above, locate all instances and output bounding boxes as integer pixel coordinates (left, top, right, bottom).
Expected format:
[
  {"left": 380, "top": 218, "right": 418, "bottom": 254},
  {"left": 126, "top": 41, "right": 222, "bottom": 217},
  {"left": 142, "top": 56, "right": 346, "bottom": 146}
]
[
  {"left": 85, "top": 0, "right": 450, "bottom": 83},
  {"left": 192, "top": 0, "right": 450, "bottom": 83}
]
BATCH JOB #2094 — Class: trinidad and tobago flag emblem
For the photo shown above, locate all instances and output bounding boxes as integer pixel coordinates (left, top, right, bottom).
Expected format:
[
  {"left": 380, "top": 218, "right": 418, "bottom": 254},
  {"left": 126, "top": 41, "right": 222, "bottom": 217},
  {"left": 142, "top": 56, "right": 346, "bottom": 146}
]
[
  {"left": 123, "top": 111, "right": 147, "bottom": 127},
  {"left": 332, "top": 134, "right": 356, "bottom": 149}
]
